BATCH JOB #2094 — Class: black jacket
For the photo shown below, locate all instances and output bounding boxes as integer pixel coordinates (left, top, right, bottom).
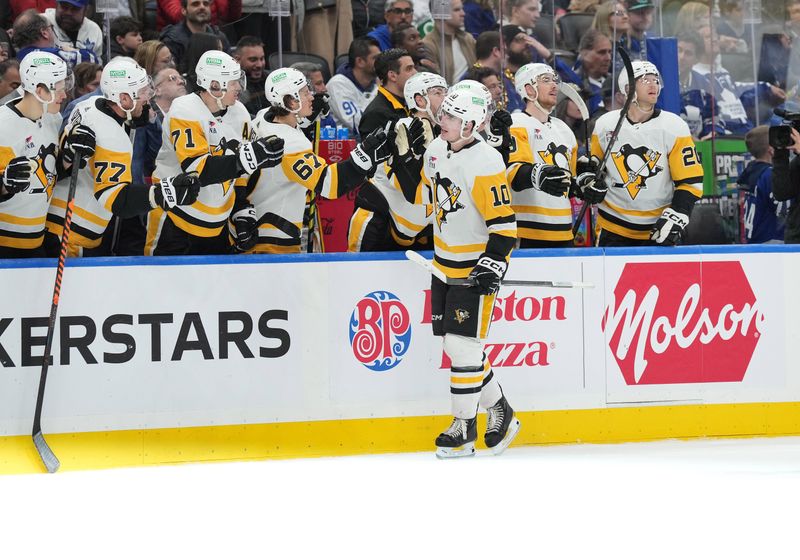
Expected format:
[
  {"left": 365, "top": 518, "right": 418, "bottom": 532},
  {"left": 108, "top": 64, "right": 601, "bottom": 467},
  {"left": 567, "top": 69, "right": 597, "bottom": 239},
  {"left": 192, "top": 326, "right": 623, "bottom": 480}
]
[
  {"left": 771, "top": 148, "right": 800, "bottom": 243},
  {"left": 358, "top": 86, "right": 408, "bottom": 138},
  {"left": 160, "top": 21, "right": 231, "bottom": 66}
]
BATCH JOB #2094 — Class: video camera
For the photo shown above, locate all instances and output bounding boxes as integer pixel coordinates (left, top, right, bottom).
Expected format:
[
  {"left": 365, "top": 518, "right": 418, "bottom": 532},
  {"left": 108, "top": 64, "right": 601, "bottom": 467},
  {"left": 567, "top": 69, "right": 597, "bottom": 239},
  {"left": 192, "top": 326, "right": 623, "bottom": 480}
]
[{"left": 770, "top": 108, "right": 800, "bottom": 149}]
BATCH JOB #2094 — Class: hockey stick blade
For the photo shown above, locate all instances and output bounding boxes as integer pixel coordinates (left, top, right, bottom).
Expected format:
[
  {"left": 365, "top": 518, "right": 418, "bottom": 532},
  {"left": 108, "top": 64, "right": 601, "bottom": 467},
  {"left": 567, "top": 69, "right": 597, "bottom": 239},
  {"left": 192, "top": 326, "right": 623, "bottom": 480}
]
[
  {"left": 572, "top": 47, "right": 635, "bottom": 236},
  {"left": 405, "top": 250, "right": 593, "bottom": 289},
  {"left": 558, "top": 82, "right": 589, "bottom": 121},
  {"left": 33, "top": 431, "right": 61, "bottom": 473}
]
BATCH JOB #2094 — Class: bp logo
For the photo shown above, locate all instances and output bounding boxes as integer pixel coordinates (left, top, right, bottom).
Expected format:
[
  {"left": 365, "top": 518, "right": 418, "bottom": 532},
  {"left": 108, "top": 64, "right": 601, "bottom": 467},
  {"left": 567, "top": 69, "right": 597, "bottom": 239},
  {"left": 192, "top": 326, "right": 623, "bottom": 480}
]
[{"left": 349, "top": 291, "right": 411, "bottom": 371}]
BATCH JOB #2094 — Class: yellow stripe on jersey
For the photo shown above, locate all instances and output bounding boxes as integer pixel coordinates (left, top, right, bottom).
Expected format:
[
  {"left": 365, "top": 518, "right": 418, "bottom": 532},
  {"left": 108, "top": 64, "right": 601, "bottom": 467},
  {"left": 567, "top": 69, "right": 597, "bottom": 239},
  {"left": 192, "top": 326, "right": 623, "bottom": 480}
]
[
  {"left": 479, "top": 293, "right": 495, "bottom": 340},
  {"left": 391, "top": 211, "right": 427, "bottom": 233},
  {"left": 433, "top": 236, "right": 486, "bottom": 254},
  {"left": 50, "top": 197, "right": 109, "bottom": 228},
  {"left": 251, "top": 243, "right": 302, "bottom": 254},
  {"left": 603, "top": 199, "right": 668, "bottom": 218},
  {"left": 668, "top": 136, "right": 704, "bottom": 198},
  {"left": 192, "top": 195, "right": 237, "bottom": 215},
  {"left": 169, "top": 194, "right": 235, "bottom": 237},
  {"left": 92, "top": 146, "right": 132, "bottom": 212},
  {"left": 569, "top": 145, "right": 578, "bottom": 175},
  {"left": 348, "top": 208, "right": 372, "bottom": 252},
  {"left": 596, "top": 214, "right": 652, "bottom": 240},
  {"left": 0, "top": 234, "right": 43, "bottom": 249},
  {"left": 513, "top": 205, "right": 572, "bottom": 217},
  {"left": 170, "top": 118, "right": 211, "bottom": 175},
  {"left": 0, "top": 213, "right": 46, "bottom": 226},
  {"left": 516, "top": 226, "right": 574, "bottom": 242},
  {"left": 0, "top": 146, "right": 15, "bottom": 174},
  {"left": 506, "top": 127, "right": 534, "bottom": 185},
  {"left": 470, "top": 172, "right": 516, "bottom": 238}
]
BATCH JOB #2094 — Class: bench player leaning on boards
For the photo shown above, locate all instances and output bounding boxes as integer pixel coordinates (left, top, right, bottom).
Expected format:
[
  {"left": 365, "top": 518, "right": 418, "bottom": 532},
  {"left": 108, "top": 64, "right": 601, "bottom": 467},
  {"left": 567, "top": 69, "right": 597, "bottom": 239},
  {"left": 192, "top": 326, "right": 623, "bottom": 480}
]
[
  {"left": 506, "top": 63, "right": 578, "bottom": 248},
  {"left": 235, "top": 68, "right": 394, "bottom": 253},
  {"left": 0, "top": 52, "right": 68, "bottom": 259},
  {"left": 589, "top": 61, "right": 703, "bottom": 246},
  {"left": 148, "top": 50, "right": 285, "bottom": 255},
  {"left": 406, "top": 85, "right": 521, "bottom": 458},
  {"left": 46, "top": 58, "right": 202, "bottom": 257}
]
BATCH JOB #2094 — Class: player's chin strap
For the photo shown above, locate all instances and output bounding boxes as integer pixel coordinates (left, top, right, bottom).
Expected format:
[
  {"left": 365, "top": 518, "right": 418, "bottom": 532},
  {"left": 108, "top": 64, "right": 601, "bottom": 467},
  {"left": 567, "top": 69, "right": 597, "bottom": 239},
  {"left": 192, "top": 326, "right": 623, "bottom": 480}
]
[
  {"left": 528, "top": 83, "right": 553, "bottom": 116},
  {"left": 33, "top": 88, "right": 55, "bottom": 116}
]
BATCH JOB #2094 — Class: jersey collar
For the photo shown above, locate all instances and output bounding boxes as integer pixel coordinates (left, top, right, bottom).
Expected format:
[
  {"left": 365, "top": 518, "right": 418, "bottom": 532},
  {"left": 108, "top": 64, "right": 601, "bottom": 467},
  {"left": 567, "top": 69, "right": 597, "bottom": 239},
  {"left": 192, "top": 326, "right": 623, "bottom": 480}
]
[{"left": 378, "top": 86, "right": 408, "bottom": 114}]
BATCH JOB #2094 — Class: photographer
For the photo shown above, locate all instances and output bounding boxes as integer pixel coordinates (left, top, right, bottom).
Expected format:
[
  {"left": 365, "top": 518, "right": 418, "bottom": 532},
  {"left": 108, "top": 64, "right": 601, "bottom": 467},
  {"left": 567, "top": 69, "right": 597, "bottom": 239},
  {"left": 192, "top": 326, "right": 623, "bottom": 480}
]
[{"left": 771, "top": 124, "right": 800, "bottom": 243}]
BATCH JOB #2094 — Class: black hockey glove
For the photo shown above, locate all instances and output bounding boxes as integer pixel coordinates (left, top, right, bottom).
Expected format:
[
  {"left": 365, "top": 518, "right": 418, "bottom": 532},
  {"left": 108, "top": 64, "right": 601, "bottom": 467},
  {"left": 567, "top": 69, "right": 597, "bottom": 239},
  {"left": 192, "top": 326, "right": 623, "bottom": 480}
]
[
  {"left": 467, "top": 254, "right": 507, "bottom": 296},
  {"left": 576, "top": 172, "right": 607, "bottom": 204},
  {"left": 394, "top": 117, "right": 427, "bottom": 164},
  {"left": 231, "top": 205, "right": 258, "bottom": 252},
  {"left": 63, "top": 124, "right": 96, "bottom": 168},
  {"left": 309, "top": 92, "right": 331, "bottom": 121},
  {"left": 1, "top": 157, "right": 33, "bottom": 194},
  {"left": 531, "top": 163, "right": 571, "bottom": 197},
  {"left": 486, "top": 109, "right": 513, "bottom": 149},
  {"left": 151, "top": 172, "right": 201, "bottom": 210},
  {"left": 650, "top": 207, "right": 689, "bottom": 246},
  {"left": 238, "top": 135, "right": 285, "bottom": 174},
  {"left": 350, "top": 124, "right": 393, "bottom": 175}
]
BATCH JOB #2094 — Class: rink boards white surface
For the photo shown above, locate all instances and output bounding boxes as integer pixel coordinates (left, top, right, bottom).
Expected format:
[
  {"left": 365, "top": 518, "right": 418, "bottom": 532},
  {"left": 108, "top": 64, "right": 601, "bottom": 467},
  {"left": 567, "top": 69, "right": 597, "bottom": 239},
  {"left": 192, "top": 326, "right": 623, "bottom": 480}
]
[{"left": 1, "top": 245, "right": 799, "bottom": 473}]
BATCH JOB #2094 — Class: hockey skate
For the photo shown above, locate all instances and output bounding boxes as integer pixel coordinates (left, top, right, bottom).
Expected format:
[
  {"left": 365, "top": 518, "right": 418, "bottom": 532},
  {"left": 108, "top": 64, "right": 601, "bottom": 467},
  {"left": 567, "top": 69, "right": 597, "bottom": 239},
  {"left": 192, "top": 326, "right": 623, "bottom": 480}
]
[
  {"left": 435, "top": 417, "right": 477, "bottom": 459},
  {"left": 484, "top": 395, "right": 521, "bottom": 456}
]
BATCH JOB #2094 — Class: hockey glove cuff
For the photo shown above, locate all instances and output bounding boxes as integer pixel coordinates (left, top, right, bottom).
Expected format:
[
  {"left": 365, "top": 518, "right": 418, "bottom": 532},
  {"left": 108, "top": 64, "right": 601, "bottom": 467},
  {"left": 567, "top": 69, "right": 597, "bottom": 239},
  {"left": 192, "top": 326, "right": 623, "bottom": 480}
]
[
  {"left": 151, "top": 172, "right": 201, "bottom": 210},
  {"left": 467, "top": 254, "right": 507, "bottom": 295},
  {"left": 351, "top": 124, "right": 393, "bottom": 175},
  {"left": 63, "top": 124, "right": 96, "bottom": 168},
  {"left": 531, "top": 163, "right": 571, "bottom": 197},
  {"left": 231, "top": 205, "right": 258, "bottom": 252},
  {"left": 650, "top": 207, "right": 689, "bottom": 245},
  {"left": 1, "top": 157, "right": 33, "bottom": 194},
  {"left": 238, "top": 136, "right": 285, "bottom": 174}
]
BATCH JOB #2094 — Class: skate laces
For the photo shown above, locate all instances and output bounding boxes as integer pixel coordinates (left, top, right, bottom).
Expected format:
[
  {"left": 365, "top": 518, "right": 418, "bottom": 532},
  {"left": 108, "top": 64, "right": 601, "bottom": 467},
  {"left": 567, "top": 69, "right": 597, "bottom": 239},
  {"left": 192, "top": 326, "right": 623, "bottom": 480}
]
[
  {"left": 487, "top": 400, "right": 505, "bottom": 433},
  {"left": 445, "top": 418, "right": 467, "bottom": 437}
]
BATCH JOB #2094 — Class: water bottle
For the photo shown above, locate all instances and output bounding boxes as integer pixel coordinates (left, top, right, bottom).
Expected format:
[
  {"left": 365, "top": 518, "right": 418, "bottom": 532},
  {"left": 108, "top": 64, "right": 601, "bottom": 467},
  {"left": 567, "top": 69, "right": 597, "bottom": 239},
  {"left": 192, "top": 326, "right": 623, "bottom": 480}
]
[
  {"left": 336, "top": 127, "right": 349, "bottom": 140},
  {"left": 321, "top": 126, "right": 336, "bottom": 140}
]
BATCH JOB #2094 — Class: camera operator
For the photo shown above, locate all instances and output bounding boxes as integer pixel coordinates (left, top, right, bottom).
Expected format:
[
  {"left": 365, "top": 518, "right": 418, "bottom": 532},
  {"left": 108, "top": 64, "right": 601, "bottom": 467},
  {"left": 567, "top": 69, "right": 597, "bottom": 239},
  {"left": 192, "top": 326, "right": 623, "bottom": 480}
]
[{"left": 771, "top": 123, "right": 800, "bottom": 243}]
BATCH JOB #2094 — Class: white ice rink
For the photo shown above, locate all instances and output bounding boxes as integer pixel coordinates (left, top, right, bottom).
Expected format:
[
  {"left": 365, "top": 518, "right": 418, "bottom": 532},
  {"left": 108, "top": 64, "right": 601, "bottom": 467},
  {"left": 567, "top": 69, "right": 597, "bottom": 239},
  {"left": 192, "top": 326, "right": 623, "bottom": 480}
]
[{"left": 3, "top": 436, "right": 800, "bottom": 559}]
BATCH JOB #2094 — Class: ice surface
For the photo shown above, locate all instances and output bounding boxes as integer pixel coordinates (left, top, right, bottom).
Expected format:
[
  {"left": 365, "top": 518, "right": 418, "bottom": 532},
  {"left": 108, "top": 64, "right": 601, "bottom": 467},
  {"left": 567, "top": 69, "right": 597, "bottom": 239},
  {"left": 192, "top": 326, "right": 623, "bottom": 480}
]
[{"left": 2, "top": 436, "right": 799, "bottom": 559}]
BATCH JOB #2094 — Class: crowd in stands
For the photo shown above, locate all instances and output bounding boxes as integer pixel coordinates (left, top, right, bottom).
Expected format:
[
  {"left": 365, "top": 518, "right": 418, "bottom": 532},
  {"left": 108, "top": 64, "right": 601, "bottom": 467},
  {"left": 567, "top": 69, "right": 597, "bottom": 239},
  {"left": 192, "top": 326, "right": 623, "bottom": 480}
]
[{"left": 1, "top": 0, "right": 800, "bottom": 249}]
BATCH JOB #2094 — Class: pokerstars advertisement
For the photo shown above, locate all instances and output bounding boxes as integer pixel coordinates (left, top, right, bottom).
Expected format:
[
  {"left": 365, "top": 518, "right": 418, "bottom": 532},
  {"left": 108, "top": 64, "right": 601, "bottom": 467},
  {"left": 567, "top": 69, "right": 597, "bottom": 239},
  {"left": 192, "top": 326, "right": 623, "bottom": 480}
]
[{"left": 602, "top": 251, "right": 787, "bottom": 404}]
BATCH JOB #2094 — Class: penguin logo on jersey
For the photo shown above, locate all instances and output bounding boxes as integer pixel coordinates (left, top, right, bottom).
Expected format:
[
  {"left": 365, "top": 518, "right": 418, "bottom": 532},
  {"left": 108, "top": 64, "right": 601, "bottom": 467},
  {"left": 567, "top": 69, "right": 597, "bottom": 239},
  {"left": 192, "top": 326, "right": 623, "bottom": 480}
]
[
  {"left": 430, "top": 173, "right": 464, "bottom": 229},
  {"left": 537, "top": 142, "right": 571, "bottom": 170},
  {"left": 31, "top": 143, "right": 58, "bottom": 195},
  {"left": 610, "top": 144, "right": 663, "bottom": 200}
]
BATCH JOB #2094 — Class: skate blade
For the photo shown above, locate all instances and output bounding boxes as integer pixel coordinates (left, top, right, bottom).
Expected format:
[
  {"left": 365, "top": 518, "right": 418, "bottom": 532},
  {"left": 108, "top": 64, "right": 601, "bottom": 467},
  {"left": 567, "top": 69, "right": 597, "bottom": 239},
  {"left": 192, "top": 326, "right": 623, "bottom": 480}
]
[
  {"left": 435, "top": 442, "right": 476, "bottom": 459},
  {"left": 489, "top": 417, "right": 521, "bottom": 456}
]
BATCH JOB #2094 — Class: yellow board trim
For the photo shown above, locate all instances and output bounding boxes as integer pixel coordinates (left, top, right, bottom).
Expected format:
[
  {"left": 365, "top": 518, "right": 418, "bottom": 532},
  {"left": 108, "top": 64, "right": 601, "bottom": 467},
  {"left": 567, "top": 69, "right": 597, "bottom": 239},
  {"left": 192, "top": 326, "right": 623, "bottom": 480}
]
[{"left": 4, "top": 401, "right": 800, "bottom": 475}]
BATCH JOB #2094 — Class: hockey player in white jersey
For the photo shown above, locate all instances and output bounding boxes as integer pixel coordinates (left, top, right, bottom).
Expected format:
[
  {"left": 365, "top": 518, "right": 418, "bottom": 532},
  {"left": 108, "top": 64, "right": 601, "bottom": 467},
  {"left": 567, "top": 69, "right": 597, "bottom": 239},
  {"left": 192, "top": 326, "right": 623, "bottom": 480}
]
[
  {"left": 47, "top": 57, "right": 202, "bottom": 257},
  {"left": 0, "top": 52, "right": 68, "bottom": 258},
  {"left": 506, "top": 63, "right": 578, "bottom": 247},
  {"left": 148, "top": 50, "right": 285, "bottom": 255},
  {"left": 349, "top": 71, "right": 447, "bottom": 252},
  {"left": 589, "top": 61, "right": 704, "bottom": 246},
  {"left": 416, "top": 86, "right": 521, "bottom": 458},
  {"left": 240, "top": 68, "right": 394, "bottom": 253}
]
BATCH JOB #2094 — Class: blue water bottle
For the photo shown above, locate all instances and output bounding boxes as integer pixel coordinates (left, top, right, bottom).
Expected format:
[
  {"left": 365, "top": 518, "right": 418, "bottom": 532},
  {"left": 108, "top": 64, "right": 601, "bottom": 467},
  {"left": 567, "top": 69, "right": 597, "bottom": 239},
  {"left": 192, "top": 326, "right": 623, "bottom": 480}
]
[
  {"left": 322, "top": 126, "right": 336, "bottom": 140},
  {"left": 336, "top": 127, "right": 349, "bottom": 140}
]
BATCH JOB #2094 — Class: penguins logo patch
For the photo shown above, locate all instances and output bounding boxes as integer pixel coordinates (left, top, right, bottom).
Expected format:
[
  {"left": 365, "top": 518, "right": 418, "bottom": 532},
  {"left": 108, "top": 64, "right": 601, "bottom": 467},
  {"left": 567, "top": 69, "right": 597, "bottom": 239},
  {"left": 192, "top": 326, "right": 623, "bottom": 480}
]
[
  {"left": 429, "top": 172, "right": 464, "bottom": 229},
  {"left": 537, "top": 141, "right": 571, "bottom": 170},
  {"left": 454, "top": 309, "right": 470, "bottom": 324},
  {"left": 610, "top": 144, "right": 663, "bottom": 200}
]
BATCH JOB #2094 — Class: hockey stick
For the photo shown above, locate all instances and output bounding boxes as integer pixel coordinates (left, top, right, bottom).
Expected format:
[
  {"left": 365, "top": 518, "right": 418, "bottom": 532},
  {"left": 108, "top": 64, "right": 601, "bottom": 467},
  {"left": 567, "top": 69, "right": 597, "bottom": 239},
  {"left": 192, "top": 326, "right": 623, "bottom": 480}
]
[
  {"left": 405, "top": 250, "right": 593, "bottom": 289},
  {"left": 31, "top": 149, "right": 85, "bottom": 473},
  {"left": 571, "top": 47, "right": 635, "bottom": 236}
]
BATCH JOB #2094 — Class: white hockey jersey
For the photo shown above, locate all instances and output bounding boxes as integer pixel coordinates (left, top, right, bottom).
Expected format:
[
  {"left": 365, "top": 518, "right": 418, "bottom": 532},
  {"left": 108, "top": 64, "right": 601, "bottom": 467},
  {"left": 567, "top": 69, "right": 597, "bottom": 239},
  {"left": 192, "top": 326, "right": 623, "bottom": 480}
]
[
  {"left": 326, "top": 73, "right": 378, "bottom": 131},
  {"left": 591, "top": 109, "right": 704, "bottom": 240},
  {"left": 44, "top": 9, "right": 103, "bottom": 62},
  {"left": 0, "top": 102, "right": 60, "bottom": 250},
  {"left": 47, "top": 97, "right": 133, "bottom": 254},
  {"left": 151, "top": 93, "right": 251, "bottom": 243},
  {"left": 507, "top": 111, "right": 577, "bottom": 242},
  {"left": 421, "top": 137, "right": 516, "bottom": 279},
  {"left": 247, "top": 113, "right": 367, "bottom": 253}
]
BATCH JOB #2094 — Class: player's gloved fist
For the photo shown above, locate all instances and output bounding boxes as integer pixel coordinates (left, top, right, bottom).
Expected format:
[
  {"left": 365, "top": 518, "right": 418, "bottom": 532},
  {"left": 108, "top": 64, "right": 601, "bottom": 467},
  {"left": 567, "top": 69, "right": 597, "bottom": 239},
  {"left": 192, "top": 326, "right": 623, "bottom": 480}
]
[
  {"left": 575, "top": 154, "right": 600, "bottom": 176},
  {"left": 531, "top": 163, "right": 571, "bottom": 197},
  {"left": 486, "top": 110, "right": 513, "bottom": 148},
  {"left": 310, "top": 92, "right": 331, "bottom": 120},
  {"left": 238, "top": 135, "right": 285, "bottom": 174},
  {"left": 650, "top": 207, "right": 689, "bottom": 246},
  {"left": 351, "top": 123, "right": 393, "bottom": 174},
  {"left": 1, "top": 157, "right": 33, "bottom": 194},
  {"left": 576, "top": 172, "right": 607, "bottom": 204},
  {"left": 151, "top": 172, "right": 201, "bottom": 210},
  {"left": 395, "top": 117, "right": 427, "bottom": 163},
  {"left": 467, "top": 254, "right": 507, "bottom": 295},
  {"left": 231, "top": 205, "right": 258, "bottom": 252},
  {"left": 63, "top": 125, "right": 96, "bottom": 168}
]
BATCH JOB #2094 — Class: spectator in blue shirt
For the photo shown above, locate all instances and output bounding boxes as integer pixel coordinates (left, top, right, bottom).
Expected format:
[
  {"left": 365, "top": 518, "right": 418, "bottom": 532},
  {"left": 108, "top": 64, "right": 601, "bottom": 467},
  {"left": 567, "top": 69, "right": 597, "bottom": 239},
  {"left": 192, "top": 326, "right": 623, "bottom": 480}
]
[{"left": 368, "top": 0, "right": 414, "bottom": 51}]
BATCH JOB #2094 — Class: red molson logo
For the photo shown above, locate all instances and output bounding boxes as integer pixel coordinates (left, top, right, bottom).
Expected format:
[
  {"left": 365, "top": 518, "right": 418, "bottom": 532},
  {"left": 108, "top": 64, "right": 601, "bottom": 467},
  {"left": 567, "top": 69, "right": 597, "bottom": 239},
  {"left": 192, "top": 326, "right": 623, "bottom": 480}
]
[{"left": 603, "top": 261, "right": 764, "bottom": 385}]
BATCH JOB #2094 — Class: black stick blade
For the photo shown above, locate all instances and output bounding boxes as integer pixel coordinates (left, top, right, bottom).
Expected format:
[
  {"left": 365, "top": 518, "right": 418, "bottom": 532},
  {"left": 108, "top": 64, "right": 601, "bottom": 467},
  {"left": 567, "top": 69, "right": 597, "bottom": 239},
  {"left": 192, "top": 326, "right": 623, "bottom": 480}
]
[{"left": 33, "top": 431, "right": 61, "bottom": 474}]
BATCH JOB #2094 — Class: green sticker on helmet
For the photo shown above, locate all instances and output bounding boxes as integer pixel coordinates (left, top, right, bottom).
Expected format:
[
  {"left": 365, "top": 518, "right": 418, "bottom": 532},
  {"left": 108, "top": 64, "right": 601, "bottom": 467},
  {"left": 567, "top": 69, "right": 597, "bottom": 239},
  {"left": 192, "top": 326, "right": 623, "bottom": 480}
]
[
  {"left": 471, "top": 96, "right": 485, "bottom": 106},
  {"left": 33, "top": 57, "right": 52, "bottom": 65},
  {"left": 206, "top": 57, "right": 223, "bottom": 66},
  {"left": 271, "top": 72, "right": 287, "bottom": 83},
  {"left": 109, "top": 70, "right": 127, "bottom": 78}
]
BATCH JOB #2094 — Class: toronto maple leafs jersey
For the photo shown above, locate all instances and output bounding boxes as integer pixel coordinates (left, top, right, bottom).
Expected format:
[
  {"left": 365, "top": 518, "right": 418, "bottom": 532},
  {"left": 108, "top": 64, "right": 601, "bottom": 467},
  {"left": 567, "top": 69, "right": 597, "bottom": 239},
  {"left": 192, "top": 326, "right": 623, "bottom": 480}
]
[
  {"left": 47, "top": 97, "right": 134, "bottom": 253},
  {"left": 421, "top": 137, "right": 516, "bottom": 279},
  {"left": 0, "top": 101, "right": 60, "bottom": 250},
  {"left": 591, "top": 109, "right": 704, "bottom": 240},
  {"left": 506, "top": 112, "right": 577, "bottom": 242},
  {"left": 246, "top": 113, "right": 370, "bottom": 253},
  {"left": 153, "top": 92, "right": 252, "bottom": 238}
]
